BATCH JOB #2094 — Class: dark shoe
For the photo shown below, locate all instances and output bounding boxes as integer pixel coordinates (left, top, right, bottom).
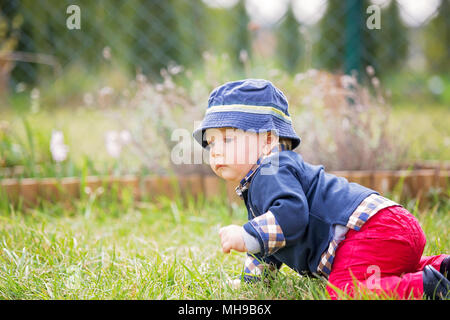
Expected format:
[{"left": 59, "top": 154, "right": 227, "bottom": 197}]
[
  {"left": 440, "top": 256, "right": 450, "bottom": 280},
  {"left": 423, "top": 265, "right": 450, "bottom": 300}
]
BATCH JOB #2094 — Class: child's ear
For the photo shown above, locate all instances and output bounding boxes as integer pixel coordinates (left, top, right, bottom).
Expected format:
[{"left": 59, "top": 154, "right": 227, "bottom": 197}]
[
  {"left": 266, "top": 130, "right": 279, "bottom": 146},
  {"left": 266, "top": 131, "right": 272, "bottom": 144},
  {"left": 262, "top": 131, "right": 278, "bottom": 154}
]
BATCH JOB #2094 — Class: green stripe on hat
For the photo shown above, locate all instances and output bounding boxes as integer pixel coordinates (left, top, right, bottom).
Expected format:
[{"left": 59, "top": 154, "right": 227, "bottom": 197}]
[{"left": 205, "top": 104, "right": 292, "bottom": 123}]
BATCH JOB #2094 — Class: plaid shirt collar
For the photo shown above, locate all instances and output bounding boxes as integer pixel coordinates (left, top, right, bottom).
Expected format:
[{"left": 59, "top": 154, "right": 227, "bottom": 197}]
[{"left": 235, "top": 143, "right": 287, "bottom": 200}]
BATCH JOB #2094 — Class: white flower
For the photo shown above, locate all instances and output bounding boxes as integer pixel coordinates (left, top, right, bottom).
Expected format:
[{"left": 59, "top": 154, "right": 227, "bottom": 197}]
[
  {"left": 31, "top": 88, "right": 40, "bottom": 113},
  {"left": 105, "top": 131, "right": 121, "bottom": 158},
  {"left": 11, "top": 143, "right": 22, "bottom": 156},
  {"left": 83, "top": 93, "right": 94, "bottom": 106},
  {"left": 136, "top": 73, "right": 147, "bottom": 83},
  {"left": 294, "top": 73, "right": 306, "bottom": 83},
  {"left": 15, "top": 82, "right": 26, "bottom": 93},
  {"left": 119, "top": 130, "right": 132, "bottom": 144},
  {"left": 340, "top": 75, "right": 356, "bottom": 89},
  {"left": 202, "top": 51, "right": 212, "bottom": 60},
  {"left": 50, "top": 130, "right": 68, "bottom": 162},
  {"left": 102, "top": 46, "right": 111, "bottom": 60},
  {"left": 342, "top": 118, "right": 350, "bottom": 130},
  {"left": 239, "top": 49, "right": 248, "bottom": 63},
  {"left": 155, "top": 84, "right": 164, "bottom": 92},
  {"left": 444, "top": 137, "right": 450, "bottom": 147},
  {"left": 371, "top": 77, "right": 380, "bottom": 88},
  {"left": 99, "top": 86, "right": 114, "bottom": 97},
  {"left": 306, "top": 69, "right": 318, "bottom": 78},
  {"left": 31, "top": 88, "right": 40, "bottom": 100},
  {"left": 268, "top": 69, "right": 280, "bottom": 77},
  {"left": 168, "top": 63, "right": 184, "bottom": 75},
  {"left": 366, "top": 65, "right": 375, "bottom": 77},
  {"left": 104, "top": 130, "right": 131, "bottom": 159}
]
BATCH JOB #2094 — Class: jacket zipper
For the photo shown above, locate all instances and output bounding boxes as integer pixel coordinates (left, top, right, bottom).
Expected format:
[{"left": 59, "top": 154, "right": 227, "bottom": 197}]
[{"left": 249, "top": 206, "right": 256, "bottom": 218}]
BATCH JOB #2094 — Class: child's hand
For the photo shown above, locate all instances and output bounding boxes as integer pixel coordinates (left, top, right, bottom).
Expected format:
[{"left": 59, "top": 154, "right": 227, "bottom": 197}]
[{"left": 219, "top": 225, "right": 247, "bottom": 253}]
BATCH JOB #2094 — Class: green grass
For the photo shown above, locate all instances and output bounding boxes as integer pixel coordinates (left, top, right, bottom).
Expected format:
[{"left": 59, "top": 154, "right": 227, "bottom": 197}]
[
  {"left": 0, "top": 92, "right": 449, "bottom": 299},
  {"left": 0, "top": 190, "right": 448, "bottom": 300}
]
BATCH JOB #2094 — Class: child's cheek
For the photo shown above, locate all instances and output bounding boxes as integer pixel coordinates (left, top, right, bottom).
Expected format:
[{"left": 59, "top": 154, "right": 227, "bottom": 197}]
[
  {"left": 248, "top": 137, "right": 262, "bottom": 164},
  {"left": 236, "top": 145, "right": 250, "bottom": 166}
]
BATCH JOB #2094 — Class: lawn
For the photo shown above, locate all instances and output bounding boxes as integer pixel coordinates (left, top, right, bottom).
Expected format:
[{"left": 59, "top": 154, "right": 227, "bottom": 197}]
[
  {"left": 0, "top": 94, "right": 449, "bottom": 299},
  {"left": 0, "top": 189, "right": 448, "bottom": 300}
]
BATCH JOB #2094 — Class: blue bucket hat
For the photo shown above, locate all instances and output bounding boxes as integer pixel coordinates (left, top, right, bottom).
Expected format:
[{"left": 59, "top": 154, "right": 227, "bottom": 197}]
[{"left": 192, "top": 79, "right": 301, "bottom": 150}]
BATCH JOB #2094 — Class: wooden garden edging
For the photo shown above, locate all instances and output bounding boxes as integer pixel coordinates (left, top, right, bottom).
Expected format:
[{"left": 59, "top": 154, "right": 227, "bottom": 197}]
[{"left": 1, "top": 169, "right": 449, "bottom": 208}]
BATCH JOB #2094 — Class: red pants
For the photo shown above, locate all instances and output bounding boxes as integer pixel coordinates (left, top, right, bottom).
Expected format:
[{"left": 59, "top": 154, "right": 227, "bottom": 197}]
[{"left": 327, "top": 205, "right": 448, "bottom": 299}]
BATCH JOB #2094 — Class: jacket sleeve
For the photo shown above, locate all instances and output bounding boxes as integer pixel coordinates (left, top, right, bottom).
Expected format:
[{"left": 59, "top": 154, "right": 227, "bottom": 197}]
[
  {"left": 241, "top": 252, "right": 283, "bottom": 283},
  {"left": 243, "top": 164, "right": 309, "bottom": 258}
]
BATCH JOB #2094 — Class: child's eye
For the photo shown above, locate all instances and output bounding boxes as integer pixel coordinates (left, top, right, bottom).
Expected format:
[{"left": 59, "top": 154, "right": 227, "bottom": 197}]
[
  {"left": 206, "top": 137, "right": 232, "bottom": 150},
  {"left": 206, "top": 140, "right": 214, "bottom": 150}
]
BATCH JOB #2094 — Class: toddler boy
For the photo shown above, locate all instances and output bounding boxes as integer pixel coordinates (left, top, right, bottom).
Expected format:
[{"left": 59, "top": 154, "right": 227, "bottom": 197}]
[{"left": 192, "top": 79, "right": 449, "bottom": 299}]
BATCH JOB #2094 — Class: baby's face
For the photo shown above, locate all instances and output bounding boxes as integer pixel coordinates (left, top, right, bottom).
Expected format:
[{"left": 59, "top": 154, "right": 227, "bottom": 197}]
[{"left": 205, "top": 127, "right": 267, "bottom": 183}]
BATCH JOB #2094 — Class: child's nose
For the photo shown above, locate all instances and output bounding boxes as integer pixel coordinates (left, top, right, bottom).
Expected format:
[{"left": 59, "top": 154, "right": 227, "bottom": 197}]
[
  {"left": 211, "top": 146, "right": 221, "bottom": 158},
  {"left": 210, "top": 142, "right": 224, "bottom": 158}
]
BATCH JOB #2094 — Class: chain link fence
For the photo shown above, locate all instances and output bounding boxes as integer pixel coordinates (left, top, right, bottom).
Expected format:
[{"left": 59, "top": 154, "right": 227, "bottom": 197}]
[
  {"left": 0, "top": 0, "right": 449, "bottom": 178},
  {"left": 1, "top": 0, "right": 448, "bottom": 94}
]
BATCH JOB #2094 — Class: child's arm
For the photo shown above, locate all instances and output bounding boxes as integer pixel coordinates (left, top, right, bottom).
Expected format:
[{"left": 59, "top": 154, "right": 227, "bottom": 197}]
[
  {"left": 243, "top": 164, "right": 310, "bottom": 258},
  {"left": 218, "top": 225, "right": 282, "bottom": 284}
]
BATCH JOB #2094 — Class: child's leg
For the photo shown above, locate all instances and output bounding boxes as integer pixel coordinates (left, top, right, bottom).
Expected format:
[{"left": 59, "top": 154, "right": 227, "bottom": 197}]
[
  {"left": 327, "top": 205, "right": 428, "bottom": 299},
  {"left": 416, "top": 255, "right": 449, "bottom": 272},
  {"left": 328, "top": 269, "right": 424, "bottom": 299}
]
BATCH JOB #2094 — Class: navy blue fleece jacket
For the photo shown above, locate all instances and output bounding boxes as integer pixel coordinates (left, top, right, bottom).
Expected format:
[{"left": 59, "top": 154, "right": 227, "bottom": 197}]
[{"left": 241, "top": 150, "right": 377, "bottom": 276}]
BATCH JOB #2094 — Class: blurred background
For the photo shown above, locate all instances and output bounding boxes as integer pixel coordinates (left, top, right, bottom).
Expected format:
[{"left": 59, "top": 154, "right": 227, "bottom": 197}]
[
  {"left": 0, "top": 0, "right": 449, "bottom": 178},
  {"left": 1, "top": 1, "right": 449, "bottom": 301}
]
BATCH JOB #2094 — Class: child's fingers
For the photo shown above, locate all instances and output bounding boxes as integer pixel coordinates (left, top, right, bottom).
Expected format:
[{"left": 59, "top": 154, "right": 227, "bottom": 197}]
[
  {"left": 222, "top": 240, "right": 231, "bottom": 253},
  {"left": 219, "top": 227, "right": 228, "bottom": 253}
]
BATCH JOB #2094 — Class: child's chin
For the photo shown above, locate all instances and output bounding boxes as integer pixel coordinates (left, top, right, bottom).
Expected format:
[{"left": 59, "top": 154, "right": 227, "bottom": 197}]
[{"left": 217, "top": 168, "right": 239, "bottom": 182}]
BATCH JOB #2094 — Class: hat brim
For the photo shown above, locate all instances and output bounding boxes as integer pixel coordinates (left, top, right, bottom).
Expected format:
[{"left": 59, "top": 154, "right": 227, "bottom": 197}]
[{"left": 192, "top": 111, "right": 301, "bottom": 150}]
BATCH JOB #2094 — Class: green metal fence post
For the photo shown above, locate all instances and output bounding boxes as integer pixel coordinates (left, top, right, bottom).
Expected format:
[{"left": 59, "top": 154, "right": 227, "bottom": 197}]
[{"left": 345, "top": 0, "right": 363, "bottom": 78}]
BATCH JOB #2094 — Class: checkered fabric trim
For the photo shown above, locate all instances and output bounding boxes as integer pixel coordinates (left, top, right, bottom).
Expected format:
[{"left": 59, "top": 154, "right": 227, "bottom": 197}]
[
  {"left": 345, "top": 193, "right": 399, "bottom": 231},
  {"left": 249, "top": 210, "right": 286, "bottom": 256},
  {"left": 244, "top": 254, "right": 264, "bottom": 277},
  {"left": 317, "top": 194, "right": 400, "bottom": 278},
  {"left": 243, "top": 253, "right": 277, "bottom": 282},
  {"left": 316, "top": 240, "right": 339, "bottom": 277}
]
